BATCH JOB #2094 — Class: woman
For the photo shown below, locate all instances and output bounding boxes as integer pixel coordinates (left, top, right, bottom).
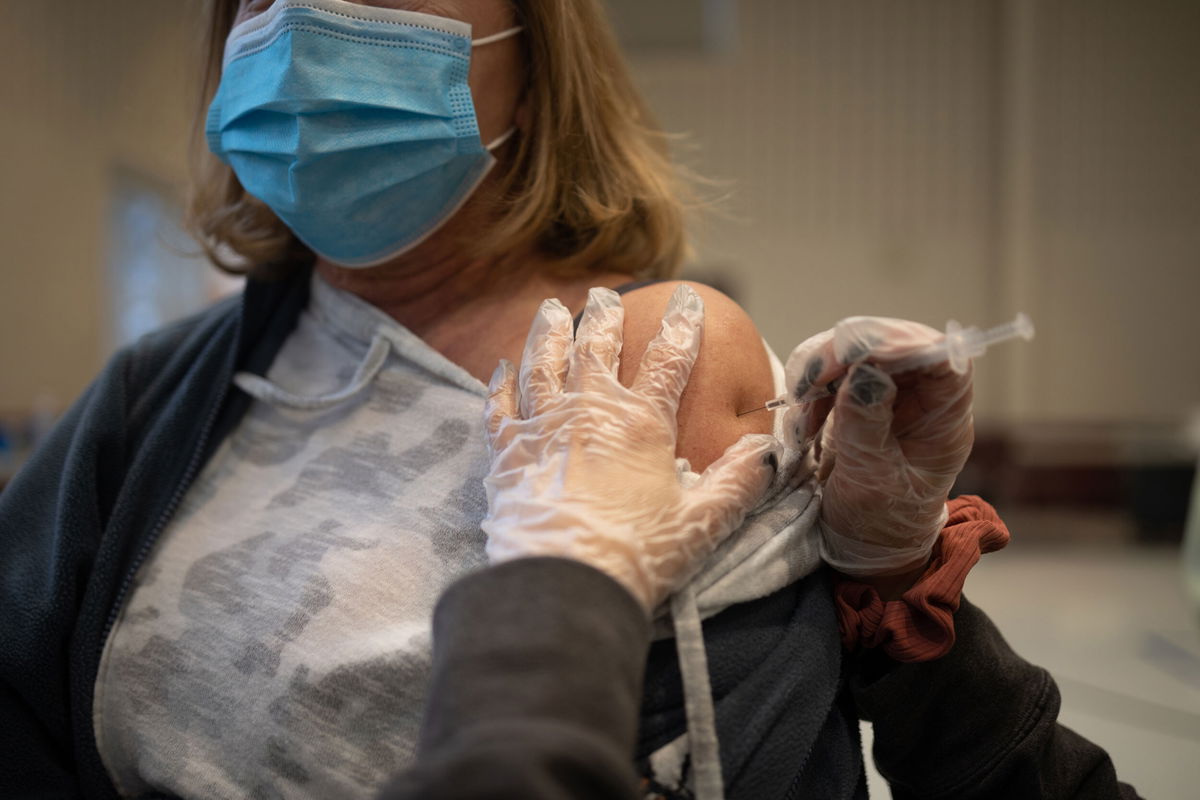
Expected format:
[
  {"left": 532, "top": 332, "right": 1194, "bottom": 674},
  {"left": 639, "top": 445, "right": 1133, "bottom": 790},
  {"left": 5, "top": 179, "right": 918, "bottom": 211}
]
[{"left": 1, "top": 1, "right": 783, "bottom": 797}]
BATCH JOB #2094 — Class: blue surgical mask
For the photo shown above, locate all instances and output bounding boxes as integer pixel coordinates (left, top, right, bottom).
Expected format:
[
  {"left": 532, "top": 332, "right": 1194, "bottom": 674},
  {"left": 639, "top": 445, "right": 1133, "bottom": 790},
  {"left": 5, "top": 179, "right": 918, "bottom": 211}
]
[{"left": 206, "top": 0, "right": 522, "bottom": 267}]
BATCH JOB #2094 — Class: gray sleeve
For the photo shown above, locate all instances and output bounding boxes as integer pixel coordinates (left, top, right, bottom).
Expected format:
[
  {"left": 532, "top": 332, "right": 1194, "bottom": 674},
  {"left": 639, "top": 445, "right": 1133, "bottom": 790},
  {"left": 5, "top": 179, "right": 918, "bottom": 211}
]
[
  {"left": 378, "top": 557, "right": 651, "bottom": 800},
  {"left": 850, "top": 596, "right": 1143, "bottom": 800}
]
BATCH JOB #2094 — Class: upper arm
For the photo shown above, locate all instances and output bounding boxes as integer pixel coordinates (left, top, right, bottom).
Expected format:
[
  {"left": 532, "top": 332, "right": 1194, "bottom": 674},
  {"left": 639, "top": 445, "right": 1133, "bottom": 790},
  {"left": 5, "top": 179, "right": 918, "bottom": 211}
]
[{"left": 614, "top": 282, "right": 777, "bottom": 473}]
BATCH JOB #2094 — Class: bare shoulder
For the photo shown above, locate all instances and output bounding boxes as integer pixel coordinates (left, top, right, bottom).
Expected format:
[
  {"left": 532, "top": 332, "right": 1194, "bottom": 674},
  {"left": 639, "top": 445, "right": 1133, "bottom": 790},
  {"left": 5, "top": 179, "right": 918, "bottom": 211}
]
[{"left": 615, "top": 281, "right": 777, "bottom": 472}]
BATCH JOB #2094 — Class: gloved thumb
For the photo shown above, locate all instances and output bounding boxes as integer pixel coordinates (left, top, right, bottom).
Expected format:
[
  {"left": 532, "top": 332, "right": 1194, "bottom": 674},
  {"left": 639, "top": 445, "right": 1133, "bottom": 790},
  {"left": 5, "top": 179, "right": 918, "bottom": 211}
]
[
  {"left": 686, "top": 433, "right": 783, "bottom": 552},
  {"left": 828, "top": 362, "right": 899, "bottom": 465}
]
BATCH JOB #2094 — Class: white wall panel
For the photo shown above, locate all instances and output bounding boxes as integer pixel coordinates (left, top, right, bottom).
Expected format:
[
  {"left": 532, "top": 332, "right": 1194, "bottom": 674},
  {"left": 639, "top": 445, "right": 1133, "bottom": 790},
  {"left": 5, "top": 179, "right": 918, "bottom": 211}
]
[
  {"left": 623, "top": 0, "right": 1199, "bottom": 425},
  {"left": 627, "top": 0, "right": 1007, "bottom": 416},
  {"left": 0, "top": 0, "right": 199, "bottom": 411},
  {"left": 1024, "top": 0, "right": 1200, "bottom": 423},
  {"left": 3, "top": 0, "right": 1196, "bottom": 427}
]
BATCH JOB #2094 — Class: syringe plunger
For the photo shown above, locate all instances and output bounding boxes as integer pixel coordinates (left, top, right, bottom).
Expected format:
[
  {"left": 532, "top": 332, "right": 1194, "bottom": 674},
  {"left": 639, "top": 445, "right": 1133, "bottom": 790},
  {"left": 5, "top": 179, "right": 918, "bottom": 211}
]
[{"left": 886, "top": 312, "right": 1035, "bottom": 375}]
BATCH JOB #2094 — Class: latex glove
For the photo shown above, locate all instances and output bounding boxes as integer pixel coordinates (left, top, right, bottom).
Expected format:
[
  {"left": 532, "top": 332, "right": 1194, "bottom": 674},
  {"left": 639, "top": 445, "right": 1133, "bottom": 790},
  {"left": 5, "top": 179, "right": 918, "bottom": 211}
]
[
  {"left": 781, "top": 316, "right": 974, "bottom": 577},
  {"left": 483, "top": 285, "right": 782, "bottom": 612}
]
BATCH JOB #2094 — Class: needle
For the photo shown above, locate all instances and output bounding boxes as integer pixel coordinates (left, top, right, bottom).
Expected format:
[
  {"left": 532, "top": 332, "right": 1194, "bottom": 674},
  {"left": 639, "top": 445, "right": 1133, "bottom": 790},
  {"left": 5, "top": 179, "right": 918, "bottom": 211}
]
[{"left": 735, "top": 379, "right": 842, "bottom": 417}]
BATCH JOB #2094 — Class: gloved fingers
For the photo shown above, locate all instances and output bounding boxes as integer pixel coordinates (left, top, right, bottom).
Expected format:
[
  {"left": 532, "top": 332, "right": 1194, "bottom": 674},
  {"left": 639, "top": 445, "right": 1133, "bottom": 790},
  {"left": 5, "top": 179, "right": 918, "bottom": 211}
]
[
  {"left": 783, "top": 317, "right": 950, "bottom": 411},
  {"left": 817, "top": 416, "right": 837, "bottom": 481},
  {"left": 783, "top": 328, "right": 845, "bottom": 405},
  {"left": 566, "top": 287, "right": 625, "bottom": 393},
  {"left": 631, "top": 284, "right": 705, "bottom": 422},
  {"left": 822, "top": 362, "right": 967, "bottom": 552},
  {"left": 832, "top": 316, "right": 944, "bottom": 368},
  {"left": 484, "top": 358, "right": 518, "bottom": 458},
  {"left": 686, "top": 433, "right": 783, "bottom": 549},
  {"left": 827, "top": 362, "right": 901, "bottom": 462},
  {"left": 782, "top": 404, "right": 807, "bottom": 452},
  {"left": 890, "top": 370, "right": 976, "bottom": 476},
  {"left": 782, "top": 393, "right": 835, "bottom": 452},
  {"left": 518, "top": 298, "right": 573, "bottom": 419},
  {"left": 890, "top": 360, "right": 974, "bottom": 440}
]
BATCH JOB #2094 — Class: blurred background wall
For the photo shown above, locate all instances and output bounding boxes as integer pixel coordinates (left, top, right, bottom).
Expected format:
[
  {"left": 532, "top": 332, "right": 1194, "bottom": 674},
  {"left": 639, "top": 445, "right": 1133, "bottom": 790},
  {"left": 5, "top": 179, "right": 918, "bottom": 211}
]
[
  {"left": 7, "top": 0, "right": 1196, "bottom": 542},
  {"left": 0, "top": 0, "right": 1197, "bottom": 795},
  {"left": 1, "top": 0, "right": 1197, "bottom": 556},
  {"left": 611, "top": 0, "right": 1200, "bottom": 553},
  {"left": 628, "top": 0, "right": 1199, "bottom": 428},
  {"left": 0, "top": 1, "right": 199, "bottom": 411},
  {"left": 2, "top": 0, "right": 1197, "bottom": 444}
]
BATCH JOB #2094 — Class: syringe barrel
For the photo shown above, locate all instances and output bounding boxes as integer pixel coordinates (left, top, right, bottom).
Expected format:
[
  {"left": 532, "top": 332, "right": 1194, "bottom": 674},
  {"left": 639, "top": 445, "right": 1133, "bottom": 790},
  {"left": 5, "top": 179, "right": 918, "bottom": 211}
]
[
  {"left": 945, "top": 312, "right": 1036, "bottom": 373},
  {"left": 944, "top": 319, "right": 973, "bottom": 374}
]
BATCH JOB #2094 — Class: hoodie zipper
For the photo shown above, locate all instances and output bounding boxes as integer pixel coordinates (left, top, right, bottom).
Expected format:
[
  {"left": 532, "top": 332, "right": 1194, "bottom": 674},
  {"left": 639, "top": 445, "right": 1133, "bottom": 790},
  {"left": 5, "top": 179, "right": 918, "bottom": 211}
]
[{"left": 97, "top": 291, "right": 246, "bottom": 657}]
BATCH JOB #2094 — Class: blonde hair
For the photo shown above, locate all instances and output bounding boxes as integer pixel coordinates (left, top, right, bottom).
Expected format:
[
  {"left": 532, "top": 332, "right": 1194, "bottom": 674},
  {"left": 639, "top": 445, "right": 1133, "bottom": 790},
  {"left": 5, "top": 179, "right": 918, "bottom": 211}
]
[{"left": 188, "top": 0, "right": 689, "bottom": 280}]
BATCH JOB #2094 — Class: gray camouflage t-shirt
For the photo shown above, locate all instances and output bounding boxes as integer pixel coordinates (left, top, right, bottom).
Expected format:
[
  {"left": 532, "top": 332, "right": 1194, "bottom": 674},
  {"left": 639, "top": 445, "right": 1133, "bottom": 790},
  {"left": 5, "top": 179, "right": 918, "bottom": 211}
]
[{"left": 94, "top": 275, "right": 493, "bottom": 798}]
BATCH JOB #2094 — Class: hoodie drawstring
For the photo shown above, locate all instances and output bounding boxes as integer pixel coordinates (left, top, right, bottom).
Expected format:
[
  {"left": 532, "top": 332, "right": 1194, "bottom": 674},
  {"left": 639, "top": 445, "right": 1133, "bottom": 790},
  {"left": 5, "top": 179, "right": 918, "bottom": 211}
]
[
  {"left": 672, "top": 585, "right": 725, "bottom": 800},
  {"left": 233, "top": 330, "right": 392, "bottom": 410}
]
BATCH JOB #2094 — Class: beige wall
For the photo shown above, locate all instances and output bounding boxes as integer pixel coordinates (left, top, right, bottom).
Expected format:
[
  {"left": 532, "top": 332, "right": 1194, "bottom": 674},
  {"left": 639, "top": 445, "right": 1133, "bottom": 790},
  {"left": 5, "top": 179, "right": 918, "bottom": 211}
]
[
  {"left": 0, "top": 0, "right": 199, "bottom": 412},
  {"left": 629, "top": 0, "right": 1200, "bottom": 426},
  {"left": 2, "top": 0, "right": 1197, "bottom": 431}
]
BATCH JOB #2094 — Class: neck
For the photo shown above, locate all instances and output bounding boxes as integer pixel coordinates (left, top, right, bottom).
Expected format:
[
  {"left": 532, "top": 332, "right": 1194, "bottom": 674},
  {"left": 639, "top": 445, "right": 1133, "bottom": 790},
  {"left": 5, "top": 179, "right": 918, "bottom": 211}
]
[
  {"left": 312, "top": 180, "right": 563, "bottom": 335},
  {"left": 316, "top": 248, "right": 541, "bottom": 334},
  {"left": 312, "top": 213, "right": 638, "bottom": 384}
]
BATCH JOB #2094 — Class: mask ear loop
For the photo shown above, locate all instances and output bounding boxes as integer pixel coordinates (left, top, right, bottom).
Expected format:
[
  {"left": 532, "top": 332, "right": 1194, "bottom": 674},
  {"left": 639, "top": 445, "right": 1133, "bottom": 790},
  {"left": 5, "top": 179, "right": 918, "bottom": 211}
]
[
  {"left": 472, "top": 26, "right": 525, "bottom": 153},
  {"left": 484, "top": 127, "right": 518, "bottom": 152},
  {"left": 470, "top": 25, "right": 524, "bottom": 151},
  {"left": 471, "top": 25, "right": 524, "bottom": 47}
]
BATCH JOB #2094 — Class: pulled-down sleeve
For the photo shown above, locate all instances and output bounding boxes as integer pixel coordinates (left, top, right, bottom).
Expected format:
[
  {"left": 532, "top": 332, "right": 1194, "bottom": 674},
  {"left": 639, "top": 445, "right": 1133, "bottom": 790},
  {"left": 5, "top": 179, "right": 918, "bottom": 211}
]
[
  {"left": 850, "top": 596, "right": 1143, "bottom": 800},
  {"left": 378, "top": 558, "right": 652, "bottom": 800}
]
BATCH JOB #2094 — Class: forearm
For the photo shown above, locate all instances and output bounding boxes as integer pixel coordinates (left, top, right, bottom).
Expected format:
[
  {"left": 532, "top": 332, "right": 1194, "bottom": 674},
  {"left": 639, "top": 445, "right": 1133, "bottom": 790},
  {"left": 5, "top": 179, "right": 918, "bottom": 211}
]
[
  {"left": 850, "top": 596, "right": 1142, "bottom": 800},
  {"left": 379, "top": 558, "right": 651, "bottom": 800}
]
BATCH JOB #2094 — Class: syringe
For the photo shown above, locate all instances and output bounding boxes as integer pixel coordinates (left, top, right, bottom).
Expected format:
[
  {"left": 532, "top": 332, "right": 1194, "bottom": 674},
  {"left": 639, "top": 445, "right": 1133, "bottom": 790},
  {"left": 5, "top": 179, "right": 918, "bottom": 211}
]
[{"left": 737, "top": 312, "right": 1035, "bottom": 416}]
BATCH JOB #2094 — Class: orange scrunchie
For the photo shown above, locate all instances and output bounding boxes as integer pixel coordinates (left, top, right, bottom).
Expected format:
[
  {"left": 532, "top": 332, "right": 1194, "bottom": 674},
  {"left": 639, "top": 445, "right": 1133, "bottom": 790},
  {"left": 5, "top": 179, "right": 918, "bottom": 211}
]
[{"left": 833, "top": 495, "right": 1011, "bottom": 662}]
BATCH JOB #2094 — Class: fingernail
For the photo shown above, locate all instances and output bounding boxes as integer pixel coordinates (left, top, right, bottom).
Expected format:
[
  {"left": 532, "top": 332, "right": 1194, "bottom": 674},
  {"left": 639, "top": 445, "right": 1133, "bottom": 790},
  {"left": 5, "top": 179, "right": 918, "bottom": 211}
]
[
  {"left": 841, "top": 342, "right": 869, "bottom": 364},
  {"left": 849, "top": 364, "right": 890, "bottom": 406},
  {"left": 580, "top": 287, "right": 624, "bottom": 340},
  {"left": 587, "top": 286, "right": 621, "bottom": 309},
  {"left": 793, "top": 357, "right": 824, "bottom": 402},
  {"left": 668, "top": 283, "right": 704, "bottom": 323},
  {"left": 489, "top": 360, "right": 510, "bottom": 390},
  {"left": 785, "top": 406, "right": 809, "bottom": 449},
  {"left": 580, "top": 290, "right": 602, "bottom": 324},
  {"left": 540, "top": 297, "right": 569, "bottom": 319}
]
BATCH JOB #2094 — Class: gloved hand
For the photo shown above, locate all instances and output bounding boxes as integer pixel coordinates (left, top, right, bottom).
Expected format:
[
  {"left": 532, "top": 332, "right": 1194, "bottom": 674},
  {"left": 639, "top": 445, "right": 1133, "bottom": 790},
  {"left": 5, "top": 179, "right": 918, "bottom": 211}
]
[
  {"left": 781, "top": 316, "right": 974, "bottom": 577},
  {"left": 483, "top": 285, "right": 782, "bottom": 612}
]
